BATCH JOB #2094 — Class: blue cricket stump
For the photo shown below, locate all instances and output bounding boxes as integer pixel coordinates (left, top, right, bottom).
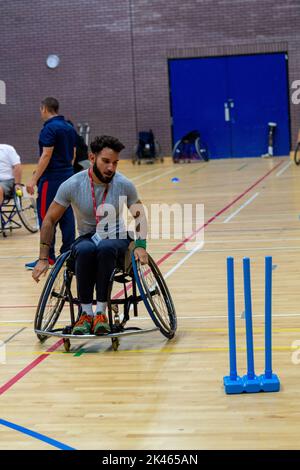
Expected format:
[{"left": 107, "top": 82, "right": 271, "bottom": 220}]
[
  {"left": 259, "top": 256, "right": 280, "bottom": 392},
  {"left": 223, "top": 257, "right": 244, "bottom": 394},
  {"left": 242, "top": 258, "right": 261, "bottom": 392}
]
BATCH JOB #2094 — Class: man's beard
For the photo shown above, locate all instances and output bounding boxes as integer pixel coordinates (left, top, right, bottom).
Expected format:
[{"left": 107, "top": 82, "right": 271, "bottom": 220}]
[{"left": 93, "top": 162, "right": 115, "bottom": 184}]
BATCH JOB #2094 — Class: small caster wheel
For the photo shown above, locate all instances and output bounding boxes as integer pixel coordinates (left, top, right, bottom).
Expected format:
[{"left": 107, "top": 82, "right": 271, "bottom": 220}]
[
  {"left": 111, "top": 337, "right": 119, "bottom": 351},
  {"left": 37, "top": 333, "right": 47, "bottom": 343},
  {"left": 64, "top": 338, "right": 71, "bottom": 352}
]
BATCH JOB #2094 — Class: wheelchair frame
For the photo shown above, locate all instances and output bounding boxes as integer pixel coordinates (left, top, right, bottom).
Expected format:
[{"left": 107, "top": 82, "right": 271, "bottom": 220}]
[
  {"left": 132, "top": 133, "right": 163, "bottom": 165},
  {"left": 34, "top": 248, "right": 177, "bottom": 351},
  {"left": 173, "top": 136, "right": 209, "bottom": 164},
  {"left": 0, "top": 185, "right": 39, "bottom": 237}
]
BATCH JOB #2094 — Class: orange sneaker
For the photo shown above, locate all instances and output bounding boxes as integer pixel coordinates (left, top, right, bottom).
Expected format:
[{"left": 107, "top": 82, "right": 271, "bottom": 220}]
[
  {"left": 72, "top": 314, "right": 93, "bottom": 335},
  {"left": 93, "top": 313, "right": 110, "bottom": 335}
]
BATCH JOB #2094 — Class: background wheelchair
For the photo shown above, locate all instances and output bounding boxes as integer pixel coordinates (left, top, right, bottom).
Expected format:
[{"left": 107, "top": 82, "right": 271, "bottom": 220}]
[
  {"left": 172, "top": 130, "right": 209, "bottom": 163},
  {"left": 0, "top": 184, "right": 39, "bottom": 237},
  {"left": 132, "top": 130, "right": 163, "bottom": 165},
  {"left": 34, "top": 244, "right": 177, "bottom": 352}
]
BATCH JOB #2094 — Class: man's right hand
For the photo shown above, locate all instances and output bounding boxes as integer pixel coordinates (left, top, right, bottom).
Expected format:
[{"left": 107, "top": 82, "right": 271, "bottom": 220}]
[
  {"left": 26, "top": 179, "right": 36, "bottom": 195},
  {"left": 32, "top": 259, "right": 49, "bottom": 283}
]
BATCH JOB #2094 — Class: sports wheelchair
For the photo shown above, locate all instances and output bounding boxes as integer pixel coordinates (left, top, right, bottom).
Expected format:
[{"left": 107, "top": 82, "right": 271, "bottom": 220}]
[
  {"left": 173, "top": 130, "right": 209, "bottom": 163},
  {"left": 132, "top": 130, "right": 163, "bottom": 165},
  {"left": 0, "top": 184, "right": 39, "bottom": 237},
  {"left": 34, "top": 243, "right": 177, "bottom": 352}
]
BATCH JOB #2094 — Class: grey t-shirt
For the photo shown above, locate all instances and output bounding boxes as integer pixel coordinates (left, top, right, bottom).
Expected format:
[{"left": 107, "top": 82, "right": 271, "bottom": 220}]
[{"left": 54, "top": 170, "right": 139, "bottom": 238}]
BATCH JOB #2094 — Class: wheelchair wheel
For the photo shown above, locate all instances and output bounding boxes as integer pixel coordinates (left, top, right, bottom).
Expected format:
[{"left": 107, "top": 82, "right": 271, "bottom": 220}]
[
  {"left": 195, "top": 138, "right": 209, "bottom": 162},
  {"left": 172, "top": 140, "right": 182, "bottom": 163},
  {"left": 14, "top": 190, "right": 39, "bottom": 233},
  {"left": 132, "top": 254, "right": 177, "bottom": 339},
  {"left": 34, "top": 252, "right": 71, "bottom": 341},
  {"left": 294, "top": 142, "right": 300, "bottom": 166}
]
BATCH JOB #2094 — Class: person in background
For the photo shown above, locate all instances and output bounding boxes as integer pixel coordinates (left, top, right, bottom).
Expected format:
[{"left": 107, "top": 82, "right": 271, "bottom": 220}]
[
  {"left": 0, "top": 144, "right": 22, "bottom": 205},
  {"left": 25, "top": 97, "right": 77, "bottom": 269}
]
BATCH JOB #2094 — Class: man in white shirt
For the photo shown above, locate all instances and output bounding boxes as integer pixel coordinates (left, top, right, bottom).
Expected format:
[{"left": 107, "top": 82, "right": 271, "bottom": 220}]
[{"left": 0, "top": 144, "right": 22, "bottom": 205}]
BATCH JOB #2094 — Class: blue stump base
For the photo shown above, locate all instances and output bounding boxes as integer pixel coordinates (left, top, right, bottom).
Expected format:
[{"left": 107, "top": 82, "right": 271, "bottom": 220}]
[
  {"left": 223, "top": 373, "right": 281, "bottom": 394},
  {"left": 259, "top": 373, "right": 280, "bottom": 392},
  {"left": 242, "top": 374, "right": 261, "bottom": 393},
  {"left": 223, "top": 375, "right": 244, "bottom": 394}
]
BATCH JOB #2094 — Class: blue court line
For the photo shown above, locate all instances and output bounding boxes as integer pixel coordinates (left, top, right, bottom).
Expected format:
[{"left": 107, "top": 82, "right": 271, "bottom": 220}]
[{"left": 0, "top": 418, "right": 76, "bottom": 450}]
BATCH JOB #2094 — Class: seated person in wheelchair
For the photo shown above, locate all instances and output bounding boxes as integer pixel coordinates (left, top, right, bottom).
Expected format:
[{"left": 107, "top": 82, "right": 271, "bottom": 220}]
[
  {"left": 32, "top": 135, "right": 148, "bottom": 335},
  {"left": 0, "top": 144, "right": 22, "bottom": 205}
]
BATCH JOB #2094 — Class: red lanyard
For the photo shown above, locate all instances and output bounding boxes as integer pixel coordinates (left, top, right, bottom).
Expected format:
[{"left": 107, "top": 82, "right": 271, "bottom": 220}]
[{"left": 88, "top": 168, "right": 108, "bottom": 225}]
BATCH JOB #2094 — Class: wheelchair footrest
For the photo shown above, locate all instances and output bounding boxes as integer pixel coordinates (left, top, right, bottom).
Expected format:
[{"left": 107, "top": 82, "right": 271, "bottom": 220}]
[{"left": 35, "top": 326, "right": 159, "bottom": 340}]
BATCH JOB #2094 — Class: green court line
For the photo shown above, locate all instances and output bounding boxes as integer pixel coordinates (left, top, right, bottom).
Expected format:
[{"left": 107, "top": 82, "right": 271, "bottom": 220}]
[{"left": 73, "top": 348, "right": 85, "bottom": 357}]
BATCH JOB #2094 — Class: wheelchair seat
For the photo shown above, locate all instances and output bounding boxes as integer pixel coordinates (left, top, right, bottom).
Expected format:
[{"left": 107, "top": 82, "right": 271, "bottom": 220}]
[{"left": 34, "top": 244, "right": 177, "bottom": 351}]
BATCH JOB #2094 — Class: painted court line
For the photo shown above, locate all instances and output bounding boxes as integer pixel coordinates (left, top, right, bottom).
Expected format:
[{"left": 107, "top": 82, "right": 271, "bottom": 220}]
[
  {"left": 130, "top": 167, "right": 161, "bottom": 181},
  {"left": 236, "top": 163, "right": 248, "bottom": 171},
  {"left": 156, "top": 161, "right": 282, "bottom": 269},
  {"left": 2, "top": 312, "right": 300, "bottom": 326},
  {"left": 223, "top": 192, "right": 260, "bottom": 223},
  {"left": 0, "top": 160, "right": 283, "bottom": 396},
  {"left": 4, "top": 328, "right": 27, "bottom": 344},
  {"left": 136, "top": 167, "right": 182, "bottom": 188},
  {"left": 164, "top": 241, "right": 203, "bottom": 280},
  {"left": 276, "top": 160, "right": 292, "bottom": 177},
  {"left": 0, "top": 419, "right": 75, "bottom": 450},
  {"left": 0, "top": 320, "right": 33, "bottom": 323},
  {"left": 0, "top": 340, "right": 63, "bottom": 395}
]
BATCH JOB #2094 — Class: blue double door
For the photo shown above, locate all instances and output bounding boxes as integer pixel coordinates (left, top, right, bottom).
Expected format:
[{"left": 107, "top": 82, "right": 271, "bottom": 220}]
[{"left": 169, "top": 53, "right": 290, "bottom": 158}]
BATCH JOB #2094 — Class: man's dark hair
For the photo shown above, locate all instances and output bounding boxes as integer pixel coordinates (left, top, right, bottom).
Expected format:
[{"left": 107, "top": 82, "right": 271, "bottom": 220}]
[
  {"left": 41, "top": 97, "right": 59, "bottom": 113},
  {"left": 90, "top": 135, "right": 125, "bottom": 155}
]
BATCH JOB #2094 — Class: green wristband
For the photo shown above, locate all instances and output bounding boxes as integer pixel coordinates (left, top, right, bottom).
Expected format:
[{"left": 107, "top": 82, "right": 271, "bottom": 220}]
[{"left": 135, "top": 239, "right": 147, "bottom": 250}]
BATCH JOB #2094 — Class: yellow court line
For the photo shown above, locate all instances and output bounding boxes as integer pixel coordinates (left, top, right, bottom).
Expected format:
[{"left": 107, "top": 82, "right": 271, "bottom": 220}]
[
  {"left": 2, "top": 345, "right": 299, "bottom": 356},
  {"left": 181, "top": 328, "right": 300, "bottom": 333},
  {"left": 2, "top": 325, "right": 300, "bottom": 333}
]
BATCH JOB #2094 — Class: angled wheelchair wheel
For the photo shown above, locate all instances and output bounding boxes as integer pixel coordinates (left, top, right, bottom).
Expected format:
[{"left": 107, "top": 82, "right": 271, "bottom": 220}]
[
  {"left": 131, "top": 254, "right": 177, "bottom": 339},
  {"left": 34, "top": 251, "right": 71, "bottom": 341},
  {"left": 195, "top": 138, "right": 209, "bottom": 162},
  {"left": 14, "top": 189, "right": 39, "bottom": 233},
  {"left": 294, "top": 142, "right": 300, "bottom": 166},
  {"left": 172, "top": 140, "right": 182, "bottom": 163}
]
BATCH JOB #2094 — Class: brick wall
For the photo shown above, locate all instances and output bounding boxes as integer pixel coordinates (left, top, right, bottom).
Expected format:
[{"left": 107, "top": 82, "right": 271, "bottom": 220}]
[{"left": 0, "top": 0, "right": 299, "bottom": 162}]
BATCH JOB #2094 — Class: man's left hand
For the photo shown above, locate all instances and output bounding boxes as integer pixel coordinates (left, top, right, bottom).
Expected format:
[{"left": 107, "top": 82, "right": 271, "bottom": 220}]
[{"left": 134, "top": 247, "right": 148, "bottom": 265}]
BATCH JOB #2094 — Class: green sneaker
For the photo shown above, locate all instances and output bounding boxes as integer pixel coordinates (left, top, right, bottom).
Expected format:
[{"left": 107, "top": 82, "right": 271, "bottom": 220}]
[
  {"left": 93, "top": 313, "right": 110, "bottom": 336},
  {"left": 72, "top": 314, "right": 93, "bottom": 335}
]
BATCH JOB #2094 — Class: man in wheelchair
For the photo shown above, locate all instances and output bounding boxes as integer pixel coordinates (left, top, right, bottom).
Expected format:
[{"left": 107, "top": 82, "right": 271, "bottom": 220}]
[
  {"left": 32, "top": 135, "right": 148, "bottom": 336},
  {"left": 0, "top": 144, "right": 22, "bottom": 205}
]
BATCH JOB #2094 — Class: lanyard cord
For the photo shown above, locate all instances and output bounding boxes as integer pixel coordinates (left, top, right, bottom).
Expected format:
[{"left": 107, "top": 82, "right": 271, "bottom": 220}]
[{"left": 88, "top": 167, "right": 109, "bottom": 225}]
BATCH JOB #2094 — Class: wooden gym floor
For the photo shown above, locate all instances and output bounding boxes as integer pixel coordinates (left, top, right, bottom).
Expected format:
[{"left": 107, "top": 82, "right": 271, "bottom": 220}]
[{"left": 1, "top": 156, "right": 300, "bottom": 450}]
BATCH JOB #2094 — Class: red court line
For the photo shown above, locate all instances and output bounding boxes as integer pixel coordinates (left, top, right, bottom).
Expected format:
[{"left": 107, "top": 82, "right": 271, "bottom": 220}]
[
  {"left": 0, "top": 340, "right": 64, "bottom": 395},
  {"left": 0, "top": 160, "right": 283, "bottom": 395},
  {"left": 156, "top": 160, "right": 283, "bottom": 266}
]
